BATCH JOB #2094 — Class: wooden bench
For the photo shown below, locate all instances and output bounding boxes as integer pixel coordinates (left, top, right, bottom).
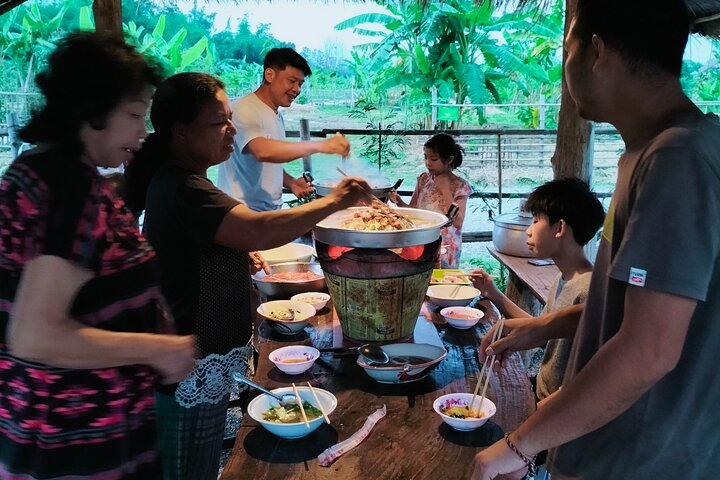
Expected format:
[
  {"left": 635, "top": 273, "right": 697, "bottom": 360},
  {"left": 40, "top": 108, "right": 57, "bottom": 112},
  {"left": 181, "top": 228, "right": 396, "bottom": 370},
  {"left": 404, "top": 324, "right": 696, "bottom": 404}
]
[{"left": 487, "top": 245, "right": 560, "bottom": 316}]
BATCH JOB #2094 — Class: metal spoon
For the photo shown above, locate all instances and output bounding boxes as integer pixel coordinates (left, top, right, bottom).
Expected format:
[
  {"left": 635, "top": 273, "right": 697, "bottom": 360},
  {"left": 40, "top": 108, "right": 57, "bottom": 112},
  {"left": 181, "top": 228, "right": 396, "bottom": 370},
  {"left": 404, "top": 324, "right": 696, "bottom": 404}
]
[
  {"left": 232, "top": 372, "right": 297, "bottom": 407},
  {"left": 358, "top": 344, "right": 390, "bottom": 364}
]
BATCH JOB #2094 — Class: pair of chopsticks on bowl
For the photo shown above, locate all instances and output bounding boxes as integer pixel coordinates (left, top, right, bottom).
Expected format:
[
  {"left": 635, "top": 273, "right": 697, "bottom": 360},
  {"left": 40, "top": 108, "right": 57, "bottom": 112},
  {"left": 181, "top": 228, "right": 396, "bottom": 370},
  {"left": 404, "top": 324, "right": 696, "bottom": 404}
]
[
  {"left": 291, "top": 382, "right": 330, "bottom": 428},
  {"left": 468, "top": 316, "right": 505, "bottom": 415}
]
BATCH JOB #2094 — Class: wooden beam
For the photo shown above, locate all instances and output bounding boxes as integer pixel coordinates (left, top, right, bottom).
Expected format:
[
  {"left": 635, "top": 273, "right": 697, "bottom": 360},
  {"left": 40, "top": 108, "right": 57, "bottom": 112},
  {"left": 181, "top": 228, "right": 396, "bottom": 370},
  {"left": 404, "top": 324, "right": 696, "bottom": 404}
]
[
  {"left": 0, "top": 0, "right": 29, "bottom": 16},
  {"left": 550, "top": 0, "right": 594, "bottom": 183},
  {"left": 92, "top": 0, "right": 122, "bottom": 38}
]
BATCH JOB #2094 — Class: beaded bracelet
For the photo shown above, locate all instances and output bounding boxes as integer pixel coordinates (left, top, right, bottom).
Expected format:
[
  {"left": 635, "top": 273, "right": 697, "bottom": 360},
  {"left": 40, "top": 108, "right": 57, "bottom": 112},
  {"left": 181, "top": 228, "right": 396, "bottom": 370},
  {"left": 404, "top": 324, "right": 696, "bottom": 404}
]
[{"left": 504, "top": 433, "right": 537, "bottom": 479}]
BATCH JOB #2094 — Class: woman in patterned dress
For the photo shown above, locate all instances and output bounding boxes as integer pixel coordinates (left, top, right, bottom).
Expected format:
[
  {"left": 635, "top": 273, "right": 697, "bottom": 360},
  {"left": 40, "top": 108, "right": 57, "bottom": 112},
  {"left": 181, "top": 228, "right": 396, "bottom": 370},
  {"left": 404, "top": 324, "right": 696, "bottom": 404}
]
[
  {"left": 0, "top": 32, "right": 196, "bottom": 479},
  {"left": 389, "top": 133, "right": 472, "bottom": 268},
  {"left": 123, "top": 73, "right": 371, "bottom": 480}
]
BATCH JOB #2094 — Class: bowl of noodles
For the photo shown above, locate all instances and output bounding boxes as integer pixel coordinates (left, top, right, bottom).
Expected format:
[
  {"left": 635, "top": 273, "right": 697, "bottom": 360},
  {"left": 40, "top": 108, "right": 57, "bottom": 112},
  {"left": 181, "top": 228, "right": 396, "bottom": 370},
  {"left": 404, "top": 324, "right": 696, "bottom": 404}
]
[
  {"left": 433, "top": 393, "right": 496, "bottom": 431},
  {"left": 257, "top": 300, "right": 316, "bottom": 335},
  {"left": 247, "top": 386, "right": 337, "bottom": 439}
]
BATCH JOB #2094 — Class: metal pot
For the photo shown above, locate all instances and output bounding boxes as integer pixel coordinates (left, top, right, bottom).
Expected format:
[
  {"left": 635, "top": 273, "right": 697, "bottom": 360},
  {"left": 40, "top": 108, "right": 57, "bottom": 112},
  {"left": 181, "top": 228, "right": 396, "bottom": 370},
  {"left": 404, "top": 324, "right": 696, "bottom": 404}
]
[
  {"left": 492, "top": 213, "right": 534, "bottom": 257},
  {"left": 308, "top": 174, "right": 402, "bottom": 201},
  {"left": 252, "top": 262, "right": 326, "bottom": 297},
  {"left": 314, "top": 207, "right": 449, "bottom": 249}
]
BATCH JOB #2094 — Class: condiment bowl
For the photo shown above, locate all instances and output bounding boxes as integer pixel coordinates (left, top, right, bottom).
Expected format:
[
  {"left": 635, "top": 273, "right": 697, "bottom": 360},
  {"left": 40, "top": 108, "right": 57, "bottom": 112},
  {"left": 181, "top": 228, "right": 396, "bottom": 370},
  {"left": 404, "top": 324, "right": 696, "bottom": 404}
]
[
  {"left": 247, "top": 386, "right": 337, "bottom": 439},
  {"left": 433, "top": 393, "right": 496, "bottom": 431},
  {"left": 357, "top": 343, "right": 447, "bottom": 384},
  {"left": 427, "top": 285, "right": 481, "bottom": 308},
  {"left": 269, "top": 345, "right": 320, "bottom": 375},
  {"left": 257, "top": 300, "right": 316, "bottom": 335},
  {"left": 440, "top": 306, "right": 485, "bottom": 329},
  {"left": 259, "top": 243, "right": 315, "bottom": 265},
  {"left": 291, "top": 292, "right": 330, "bottom": 312}
]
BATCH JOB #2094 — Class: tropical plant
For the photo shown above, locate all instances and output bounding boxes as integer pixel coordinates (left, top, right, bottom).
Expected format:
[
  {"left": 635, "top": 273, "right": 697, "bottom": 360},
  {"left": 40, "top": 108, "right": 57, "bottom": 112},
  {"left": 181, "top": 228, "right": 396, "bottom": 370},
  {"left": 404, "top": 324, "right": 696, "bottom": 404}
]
[
  {"left": 348, "top": 98, "right": 407, "bottom": 168},
  {"left": 336, "top": 0, "right": 554, "bottom": 127}
]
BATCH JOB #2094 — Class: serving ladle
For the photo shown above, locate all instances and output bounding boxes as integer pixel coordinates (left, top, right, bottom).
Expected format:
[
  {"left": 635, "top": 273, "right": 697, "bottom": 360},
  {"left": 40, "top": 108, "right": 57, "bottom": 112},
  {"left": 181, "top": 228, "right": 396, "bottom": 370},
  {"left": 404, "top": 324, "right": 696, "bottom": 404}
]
[
  {"left": 232, "top": 372, "right": 297, "bottom": 407},
  {"left": 358, "top": 344, "right": 391, "bottom": 364}
]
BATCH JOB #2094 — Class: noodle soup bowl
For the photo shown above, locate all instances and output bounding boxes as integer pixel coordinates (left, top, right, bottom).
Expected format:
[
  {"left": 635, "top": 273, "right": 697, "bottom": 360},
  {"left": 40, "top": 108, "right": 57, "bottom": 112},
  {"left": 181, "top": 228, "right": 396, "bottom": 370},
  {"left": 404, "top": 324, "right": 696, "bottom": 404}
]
[
  {"left": 247, "top": 386, "right": 337, "bottom": 439},
  {"left": 258, "top": 300, "right": 316, "bottom": 335},
  {"left": 433, "top": 393, "right": 496, "bottom": 431}
]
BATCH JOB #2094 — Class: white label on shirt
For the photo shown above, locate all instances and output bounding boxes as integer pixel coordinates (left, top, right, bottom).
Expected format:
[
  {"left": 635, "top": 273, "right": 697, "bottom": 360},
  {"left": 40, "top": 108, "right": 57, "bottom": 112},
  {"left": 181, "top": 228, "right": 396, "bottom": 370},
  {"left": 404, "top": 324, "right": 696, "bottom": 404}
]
[{"left": 628, "top": 267, "right": 647, "bottom": 287}]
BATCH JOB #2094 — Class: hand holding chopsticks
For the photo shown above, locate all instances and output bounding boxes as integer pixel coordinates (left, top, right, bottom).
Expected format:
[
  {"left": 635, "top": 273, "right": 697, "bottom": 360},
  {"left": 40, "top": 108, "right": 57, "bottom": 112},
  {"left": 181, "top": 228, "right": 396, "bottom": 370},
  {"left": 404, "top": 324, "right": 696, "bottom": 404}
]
[{"left": 469, "top": 316, "right": 506, "bottom": 416}]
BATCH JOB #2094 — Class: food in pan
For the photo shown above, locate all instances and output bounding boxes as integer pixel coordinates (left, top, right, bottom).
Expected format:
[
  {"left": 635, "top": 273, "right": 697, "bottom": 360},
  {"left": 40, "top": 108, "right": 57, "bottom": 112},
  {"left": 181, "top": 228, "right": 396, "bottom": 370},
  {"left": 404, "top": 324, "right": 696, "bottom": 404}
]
[
  {"left": 341, "top": 200, "right": 414, "bottom": 231},
  {"left": 262, "top": 402, "right": 323, "bottom": 423},
  {"left": 263, "top": 271, "right": 324, "bottom": 282}
]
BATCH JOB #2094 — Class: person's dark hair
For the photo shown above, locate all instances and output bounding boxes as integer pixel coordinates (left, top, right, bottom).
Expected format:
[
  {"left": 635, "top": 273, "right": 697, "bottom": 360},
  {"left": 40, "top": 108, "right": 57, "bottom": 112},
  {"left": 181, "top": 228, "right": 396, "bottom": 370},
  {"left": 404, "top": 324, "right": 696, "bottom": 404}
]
[
  {"left": 574, "top": 0, "right": 690, "bottom": 77},
  {"left": 20, "top": 31, "right": 161, "bottom": 157},
  {"left": 524, "top": 177, "right": 605, "bottom": 246},
  {"left": 424, "top": 133, "right": 464, "bottom": 169},
  {"left": 263, "top": 48, "right": 312, "bottom": 76},
  {"left": 124, "top": 73, "right": 225, "bottom": 215}
]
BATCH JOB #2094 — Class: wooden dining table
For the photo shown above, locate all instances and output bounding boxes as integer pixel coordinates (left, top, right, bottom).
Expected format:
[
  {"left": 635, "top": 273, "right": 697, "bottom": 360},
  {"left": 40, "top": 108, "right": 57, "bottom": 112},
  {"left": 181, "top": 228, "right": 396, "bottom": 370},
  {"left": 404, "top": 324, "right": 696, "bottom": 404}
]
[{"left": 221, "top": 297, "right": 537, "bottom": 480}]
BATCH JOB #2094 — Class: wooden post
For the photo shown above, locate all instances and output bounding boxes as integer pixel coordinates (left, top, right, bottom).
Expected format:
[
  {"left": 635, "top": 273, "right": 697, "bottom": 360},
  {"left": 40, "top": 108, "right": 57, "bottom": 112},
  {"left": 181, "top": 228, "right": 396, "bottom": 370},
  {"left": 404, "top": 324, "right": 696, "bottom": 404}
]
[
  {"left": 551, "top": 0, "right": 594, "bottom": 183},
  {"left": 92, "top": 0, "right": 122, "bottom": 38},
  {"left": 7, "top": 112, "right": 21, "bottom": 159}
]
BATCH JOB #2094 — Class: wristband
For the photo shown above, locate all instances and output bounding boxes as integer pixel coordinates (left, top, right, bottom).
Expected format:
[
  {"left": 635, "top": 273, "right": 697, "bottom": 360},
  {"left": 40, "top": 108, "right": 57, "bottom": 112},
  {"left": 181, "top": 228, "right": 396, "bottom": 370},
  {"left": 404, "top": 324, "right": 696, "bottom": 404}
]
[{"left": 504, "top": 433, "right": 537, "bottom": 479}]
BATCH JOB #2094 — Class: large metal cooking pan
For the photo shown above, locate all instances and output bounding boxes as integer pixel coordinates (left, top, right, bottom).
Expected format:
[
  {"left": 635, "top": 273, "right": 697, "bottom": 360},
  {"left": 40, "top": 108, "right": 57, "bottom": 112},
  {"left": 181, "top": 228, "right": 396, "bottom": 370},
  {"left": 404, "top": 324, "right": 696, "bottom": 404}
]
[
  {"left": 314, "top": 207, "right": 449, "bottom": 248},
  {"left": 306, "top": 173, "right": 402, "bottom": 200}
]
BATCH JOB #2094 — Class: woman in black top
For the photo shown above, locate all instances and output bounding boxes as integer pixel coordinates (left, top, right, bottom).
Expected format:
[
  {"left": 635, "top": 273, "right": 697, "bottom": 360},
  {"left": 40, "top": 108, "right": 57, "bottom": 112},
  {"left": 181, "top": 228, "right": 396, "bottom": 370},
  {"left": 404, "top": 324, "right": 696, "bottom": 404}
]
[{"left": 125, "top": 72, "right": 370, "bottom": 480}]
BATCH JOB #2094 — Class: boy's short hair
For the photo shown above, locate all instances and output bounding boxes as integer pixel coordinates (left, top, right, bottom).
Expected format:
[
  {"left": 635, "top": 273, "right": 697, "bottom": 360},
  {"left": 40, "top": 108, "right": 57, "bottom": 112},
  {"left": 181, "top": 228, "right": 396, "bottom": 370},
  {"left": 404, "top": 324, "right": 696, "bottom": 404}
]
[
  {"left": 524, "top": 177, "right": 605, "bottom": 246},
  {"left": 263, "top": 48, "right": 312, "bottom": 76}
]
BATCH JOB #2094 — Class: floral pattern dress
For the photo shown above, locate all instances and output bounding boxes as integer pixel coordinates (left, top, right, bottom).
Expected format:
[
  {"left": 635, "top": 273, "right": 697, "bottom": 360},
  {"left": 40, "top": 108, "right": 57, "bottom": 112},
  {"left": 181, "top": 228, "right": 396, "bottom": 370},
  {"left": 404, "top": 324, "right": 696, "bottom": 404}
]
[
  {"left": 0, "top": 150, "right": 164, "bottom": 479},
  {"left": 411, "top": 172, "right": 471, "bottom": 268}
]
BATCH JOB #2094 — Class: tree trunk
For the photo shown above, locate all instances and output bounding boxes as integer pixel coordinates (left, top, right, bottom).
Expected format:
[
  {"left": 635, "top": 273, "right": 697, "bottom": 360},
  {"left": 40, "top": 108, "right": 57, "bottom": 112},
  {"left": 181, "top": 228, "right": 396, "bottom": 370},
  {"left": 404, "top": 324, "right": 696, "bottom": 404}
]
[
  {"left": 93, "top": 0, "right": 122, "bottom": 38},
  {"left": 550, "top": 0, "right": 594, "bottom": 183}
]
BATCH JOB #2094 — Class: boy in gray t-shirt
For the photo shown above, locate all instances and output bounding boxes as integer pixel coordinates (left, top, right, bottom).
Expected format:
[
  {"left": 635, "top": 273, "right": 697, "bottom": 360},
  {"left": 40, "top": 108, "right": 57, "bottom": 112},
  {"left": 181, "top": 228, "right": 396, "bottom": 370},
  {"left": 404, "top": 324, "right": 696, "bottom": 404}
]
[{"left": 472, "top": 177, "right": 604, "bottom": 400}]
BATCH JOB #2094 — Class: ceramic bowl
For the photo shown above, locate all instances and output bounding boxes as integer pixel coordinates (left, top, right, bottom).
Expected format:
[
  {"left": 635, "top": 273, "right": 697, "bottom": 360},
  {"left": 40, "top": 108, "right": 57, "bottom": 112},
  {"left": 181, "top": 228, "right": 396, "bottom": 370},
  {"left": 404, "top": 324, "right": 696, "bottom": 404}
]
[
  {"left": 259, "top": 243, "right": 315, "bottom": 265},
  {"left": 252, "top": 262, "right": 326, "bottom": 297},
  {"left": 257, "top": 300, "right": 316, "bottom": 335},
  {"left": 269, "top": 345, "right": 320, "bottom": 375},
  {"left": 427, "top": 284, "right": 481, "bottom": 308},
  {"left": 291, "top": 292, "right": 331, "bottom": 313},
  {"left": 440, "top": 306, "right": 485, "bottom": 329},
  {"left": 433, "top": 393, "right": 496, "bottom": 431},
  {"left": 246, "top": 386, "right": 337, "bottom": 439},
  {"left": 356, "top": 343, "right": 447, "bottom": 384}
]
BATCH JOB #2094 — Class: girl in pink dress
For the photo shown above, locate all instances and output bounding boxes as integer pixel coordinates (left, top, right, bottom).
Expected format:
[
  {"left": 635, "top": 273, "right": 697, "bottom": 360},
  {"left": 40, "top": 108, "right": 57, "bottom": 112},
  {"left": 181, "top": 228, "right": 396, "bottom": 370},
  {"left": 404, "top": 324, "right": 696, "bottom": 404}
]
[{"left": 389, "top": 134, "right": 471, "bottom": 268}]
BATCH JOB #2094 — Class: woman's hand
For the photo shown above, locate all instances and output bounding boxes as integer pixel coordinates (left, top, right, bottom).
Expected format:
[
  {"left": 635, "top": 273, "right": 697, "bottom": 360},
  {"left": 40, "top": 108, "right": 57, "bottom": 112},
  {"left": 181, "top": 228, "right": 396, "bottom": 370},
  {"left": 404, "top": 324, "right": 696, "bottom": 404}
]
[
  {"left": 289, "top": 176, "right": 314, "bottom": 199},
  {"left": 148, "top": 335, "right": 198, "bottom": 384},
  {"left": 328, "top": 176, "right": 372, "bottom": 208},
  {"left": 249, "top": 251, "right": 270, "bottom": 274}
]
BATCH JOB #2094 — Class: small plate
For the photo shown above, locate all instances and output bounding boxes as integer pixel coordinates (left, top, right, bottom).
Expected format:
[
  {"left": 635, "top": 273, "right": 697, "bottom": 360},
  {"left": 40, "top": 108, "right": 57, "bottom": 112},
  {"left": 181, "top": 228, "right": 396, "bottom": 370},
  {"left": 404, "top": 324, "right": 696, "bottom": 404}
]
[{"left": 430, "top": 269, "right": 471, "bottom": 285}]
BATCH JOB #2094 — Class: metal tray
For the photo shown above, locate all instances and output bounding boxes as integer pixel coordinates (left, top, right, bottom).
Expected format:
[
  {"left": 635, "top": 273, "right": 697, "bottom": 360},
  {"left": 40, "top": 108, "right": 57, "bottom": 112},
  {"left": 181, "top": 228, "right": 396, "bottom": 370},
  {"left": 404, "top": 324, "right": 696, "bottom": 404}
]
[{"left": 314, "top": 207, "right": 448, "bottom": 248}]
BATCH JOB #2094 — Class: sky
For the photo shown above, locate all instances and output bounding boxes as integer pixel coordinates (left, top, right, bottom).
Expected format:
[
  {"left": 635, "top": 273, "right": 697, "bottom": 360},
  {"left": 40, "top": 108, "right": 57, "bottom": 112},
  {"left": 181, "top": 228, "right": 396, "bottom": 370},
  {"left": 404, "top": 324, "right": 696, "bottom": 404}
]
[{"left": 178, "top": 0, "right": 389, "bottom": 53}]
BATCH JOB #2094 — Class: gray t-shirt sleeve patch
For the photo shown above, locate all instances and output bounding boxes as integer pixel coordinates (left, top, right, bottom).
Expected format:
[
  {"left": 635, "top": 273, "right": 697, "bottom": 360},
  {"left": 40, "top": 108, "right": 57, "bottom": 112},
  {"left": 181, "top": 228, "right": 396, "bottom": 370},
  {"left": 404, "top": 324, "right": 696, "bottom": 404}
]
[{"left": 609, "top": 146, "right": 719, "bottom": 301}]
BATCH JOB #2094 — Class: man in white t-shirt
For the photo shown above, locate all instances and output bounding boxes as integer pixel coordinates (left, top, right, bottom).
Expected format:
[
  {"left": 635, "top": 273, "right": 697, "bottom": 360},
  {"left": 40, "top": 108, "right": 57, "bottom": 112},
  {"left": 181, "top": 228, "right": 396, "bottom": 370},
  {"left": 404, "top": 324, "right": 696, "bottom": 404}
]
[{"left": 217, "top": 48, "right": 350, "bottom": 211}]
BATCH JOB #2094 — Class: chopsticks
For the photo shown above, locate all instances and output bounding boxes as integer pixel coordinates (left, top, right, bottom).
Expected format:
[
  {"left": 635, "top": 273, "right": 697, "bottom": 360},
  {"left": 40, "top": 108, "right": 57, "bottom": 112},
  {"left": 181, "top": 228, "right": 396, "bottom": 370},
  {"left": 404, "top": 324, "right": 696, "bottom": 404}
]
[
  {"left": 469, "top": 316, "right": 506, "bottom": 417},
  {"left": 336, "top": 167, "right": 385, "bottom": 205},
  {"left": 292, "top": 382, "right": 310, "bottom": 428},
  {"left": 307, "top": 381, "right": 331, "bottom": 424}
]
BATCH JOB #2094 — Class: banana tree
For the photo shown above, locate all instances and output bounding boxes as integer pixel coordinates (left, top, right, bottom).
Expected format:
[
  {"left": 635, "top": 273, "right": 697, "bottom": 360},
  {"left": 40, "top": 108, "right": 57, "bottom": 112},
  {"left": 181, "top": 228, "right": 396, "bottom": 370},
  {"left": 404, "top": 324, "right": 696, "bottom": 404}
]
[
  {"left": 122, "top": 14, "right": 213, "bottom": 76},
  {"left": 0, "top": 3, "right": 66, "bottom": 95},
  {"left": 336, "top": 0, "right": 553, "bottom": 127}
]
